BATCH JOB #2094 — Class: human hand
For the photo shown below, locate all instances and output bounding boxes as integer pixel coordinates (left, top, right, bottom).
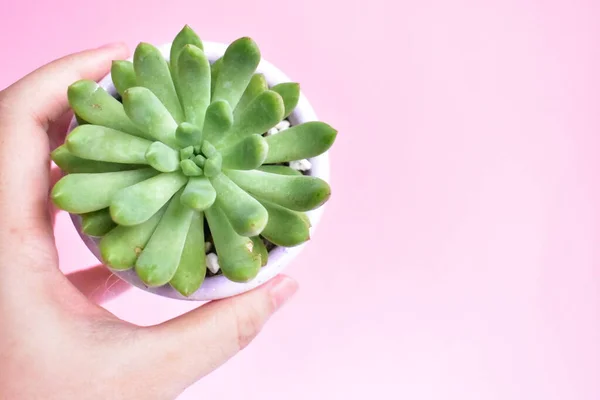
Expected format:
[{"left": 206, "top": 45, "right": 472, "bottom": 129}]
[{"left": 0, "top": 43, "right": 298, "bottom": 400}]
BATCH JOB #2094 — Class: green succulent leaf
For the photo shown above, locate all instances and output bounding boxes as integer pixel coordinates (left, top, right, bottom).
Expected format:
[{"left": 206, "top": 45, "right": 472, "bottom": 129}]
[
  {"left": 99, "top": 204, "right": 167, "bottom": 270},
  {"left": 210, "top": 57, "right": 222, "bottom": 98},
  {"left": 271, "top": 82, "right": 300, "bottom": 118},
  {"left": 66, "top": 125, "right": 152, "bottom": 165},
  {"left": 170, "top": 211, "right": 207, "bottom": 296},
  {"left": 176, "top": 44, "right": 211, "bottom": 127},
  {"left": 75, "top": 113, "right": 89, "bottom": 126},
  {"left": 201, "top": 141, "right": 218, "bottom": 158},
  {"left": 193, "top": 154, "right": 206, "bottom": 167},
  {"left": 111, "top": 61, "right": 137, "bottom": 97},
  {"left": 145, "top": 142, "right": 180, "bottom": 172},
  {"left": 180, "top": 145, "right": 195, "bottom": 160},
  {"left": 51, "top": 168, "right": 158, "bottom": 214},
  {"left": 134, "top": 42, "right": 185, "bottom": 123},
  {"left": 67, "top": 80, "right": 144, "bottom": 137},
  {"left": 204, "top": 205, "right": 261, "bottom": 282},
  {"left": 110, "top": 171, "right": 188, "bottom": 226},
  {"left": 80, "top": 208, "right": 116, "bottom": 237},
  {"left": 202, "top": 100, "right": 233, "bottom": 144},
  {"left": 180, "top": 159, "right": 203, "bottom": 176},
  {"left": 51, "top": 145, "right": 142, "bottom": 173},
  {"left": 216, "top": 90, "right": 284, "bottom": 149},
  {"left": 233, "top": 73, "right": 268, "bottom": 120},
  {"left": 135, "top": 188, "right": 194, "bottom": 287},
  {"left": 212, "top": 37, "right": 261, "bottom": 110},
  {"left": 203, "top": 153, "right": 222, "bottom": 178},
  {"left": 170, "top": 25, "right": 204, "bottom": 86},
  {"left": 181, "top": 176, "right": 216, "bottom": 211},
  {"left": 251, "top": 236, "right": 268, "bottom": 266},
  {"left": 122, "top": 87, "right": 179, "bottom": 148},
  {"left": 264, "top": 121, "right": 337, "bottom": 163},
  {"left": 257, "top": 165, "right": 302, "bottom": 176},
  {"left": 221, "top": 134, "right": 268, "bottom": 170},
  {"left": 176, "top": 122, "right": 203, "bottom": 148},
  {"left": 258, "top": 199, "right": 310, "bottom": 247},
  {"left": 210, "top": 173, "right": 268, "bottom": 237},
  {"left": 225, "top": 169, "right": 330, "bottom": 212}
]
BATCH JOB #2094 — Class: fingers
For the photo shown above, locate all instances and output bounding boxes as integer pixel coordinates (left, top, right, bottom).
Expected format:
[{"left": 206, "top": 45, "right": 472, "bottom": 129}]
[
  {"left": 66, "top": 265, "right": 131, "bottom": 304},
  {"left": 0, "top": 44, "right": 129, "bottom": 235},
  {"left": 144, "top": 275, "right": 298, "bottom": 390},
  {"left": 0, "top": 43, "right": 129, "bottom": 129}
]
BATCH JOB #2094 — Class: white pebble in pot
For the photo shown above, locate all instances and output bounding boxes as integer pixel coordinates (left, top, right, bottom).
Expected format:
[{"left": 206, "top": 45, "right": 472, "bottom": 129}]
[
  {"left": 289, "top": 159, "right": 312, "bottom": 171},
  {"left": 276, "top": 120, "right": 290, "bottom": 130},
  {"left": 206, "top": 253, "right": 220, "bottom": 274},
  {"left": 266, "top": 127, "right": 279, "bottom": 136}
]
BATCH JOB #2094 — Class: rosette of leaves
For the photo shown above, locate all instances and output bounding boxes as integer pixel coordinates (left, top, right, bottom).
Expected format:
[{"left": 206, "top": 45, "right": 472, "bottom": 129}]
[{"left": 50, "top": 25, "right": 337, "bottom": 296}]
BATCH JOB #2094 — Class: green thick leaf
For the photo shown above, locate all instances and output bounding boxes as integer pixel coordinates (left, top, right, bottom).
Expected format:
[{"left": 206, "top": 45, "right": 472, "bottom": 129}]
[
  {"left": 210, "top": 173, "right": 268, "bottom": 237},
  {"left": 81, "top": 209, "right": 116, "bottom": 237},
  {"left": 66, "top": 125, "right": 152, "bottom": 164},
  {"left": 251, "top": 236, "right": 268, "bottom": 266},
  {"left": 176, "top": 44, "right": 211, "bottom": 127},
  {"left": 134, "top": 42, "right": 184, "bottom": 123},
  {"left": 122, "top": 87, "right": 179, "bottom": 148},
  {"left": 205, "top": 205, "right": 261, "bottom": 282},
  {"left": 176, "top": 122, "right": 203, "bottom": 148},
  {"left": 145, "top": 142, "right": 180, "bottom": 172},
  {"left": 180, "top": 176, "right": 216, "bottom": 211},
  {"left": 110, "top": 171, "right": 188, "bottom": 226},
  {"left": 210, "top": 57, "right": 222, "bottom": 98},
  {"left": 257, "top": 165, "right": 302, "bottom": 176},
  {"left": 264, "top": 121, "right": 337, "bottom": 163},
  {"left": 170, "top": 25, "right": 204, "bottom": 86},
  {"left": 180, "top": 145, "right": 195, "bottom": 160},
  {"left": 75, "top": 113, "right": 89, "bottom": 126},
  {"left": 203, "top": 153, "right": 222, "bottom": 178},
  {"left": 271, "top": 82, "right": 300, "bottom": 118},
  {"left": 233, "top": 73, "right": 268, "bottom": 120},
  {"left": 202, "top": 100, "right": 233, "bottom": 144},
  {"left": 99, "top": 205, "right": 167, "bottom": 270},
  {"left": 258, "top": 199, "right": 310, "bottom": 247},
  {"left": 111, "top": 61, "right": 137, "bottom": 97},
  {"left": 212, "top": 37, "right": 261, "bottom": 110},
  {"left": 216, "top": 91, "right": 284, "bottom": 148},
  {"left": 180, "top": 159, "right": 203, "bottom": 176},
  {"left": 170, "top": 211, "right": 207, "bottom": 296},
  {"left": 135, "top": 189, "right": 194, "bottom": 287},
  {"left": 67, "top": 80, "right": 144, "bottom": 137},
  {"left": 51, "top": 145, "right": 142, "bottom": 173},
  {"left": 193, "top": 154, "right": 206, "bottom": 167},
  {"left": 225, "top": 169, "right": 330, "bottom": 212},
  {"left": 221, "top": 134, "right": 268, "bottom": 170},
  {"left": 51, "top": 168, "right": 157, "bottom": 214}
]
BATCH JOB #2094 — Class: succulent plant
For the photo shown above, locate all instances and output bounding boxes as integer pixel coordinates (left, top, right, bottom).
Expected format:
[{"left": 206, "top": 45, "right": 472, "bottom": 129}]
[{"left": 50, "top": 25, "right": 337, "bottom": 297}]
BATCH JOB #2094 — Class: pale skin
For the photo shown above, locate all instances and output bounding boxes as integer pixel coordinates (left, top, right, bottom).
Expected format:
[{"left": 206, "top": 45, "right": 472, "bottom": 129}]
[{"left": 0, "top": 43, "right": 298, "bottom": 399}]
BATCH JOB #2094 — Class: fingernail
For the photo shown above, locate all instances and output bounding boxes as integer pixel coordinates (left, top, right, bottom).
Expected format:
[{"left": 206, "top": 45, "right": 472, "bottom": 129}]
[{"left": 269, "top": 275, "right": 298, "bottom": 311}]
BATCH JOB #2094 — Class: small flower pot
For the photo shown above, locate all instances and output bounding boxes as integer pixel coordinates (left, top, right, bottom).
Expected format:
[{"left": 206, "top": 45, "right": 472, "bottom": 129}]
[{"left": 66, "top": 41, "right": 331, "bottom": 301}]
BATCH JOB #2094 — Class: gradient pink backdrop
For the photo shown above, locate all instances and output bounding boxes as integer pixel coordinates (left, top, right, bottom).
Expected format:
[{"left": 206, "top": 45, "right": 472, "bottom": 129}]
[{"left": 2, "top": 0, "right": 600, "bottom": 399}]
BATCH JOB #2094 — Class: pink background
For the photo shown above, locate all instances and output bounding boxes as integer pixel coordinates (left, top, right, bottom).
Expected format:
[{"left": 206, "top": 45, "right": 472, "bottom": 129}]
[{"left": 2, "top": 0, "right": 600, "bottom": 398}]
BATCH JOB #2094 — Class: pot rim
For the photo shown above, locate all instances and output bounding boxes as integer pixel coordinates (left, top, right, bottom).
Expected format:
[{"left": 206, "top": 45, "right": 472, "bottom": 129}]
[{"left": 67, "top": 40, "right": 330, "bottom": 301}]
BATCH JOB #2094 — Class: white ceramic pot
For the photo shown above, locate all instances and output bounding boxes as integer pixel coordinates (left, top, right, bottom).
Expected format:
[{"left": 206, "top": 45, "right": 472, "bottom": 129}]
[{"left": 66, "top": 41, "right": 331, "bottom": 301}]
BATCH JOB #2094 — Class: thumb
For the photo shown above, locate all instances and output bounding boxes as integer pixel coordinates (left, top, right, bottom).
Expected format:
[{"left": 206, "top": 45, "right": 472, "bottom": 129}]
[{"left": 144, "top": 275, "right": 298, "bottom": 390}]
